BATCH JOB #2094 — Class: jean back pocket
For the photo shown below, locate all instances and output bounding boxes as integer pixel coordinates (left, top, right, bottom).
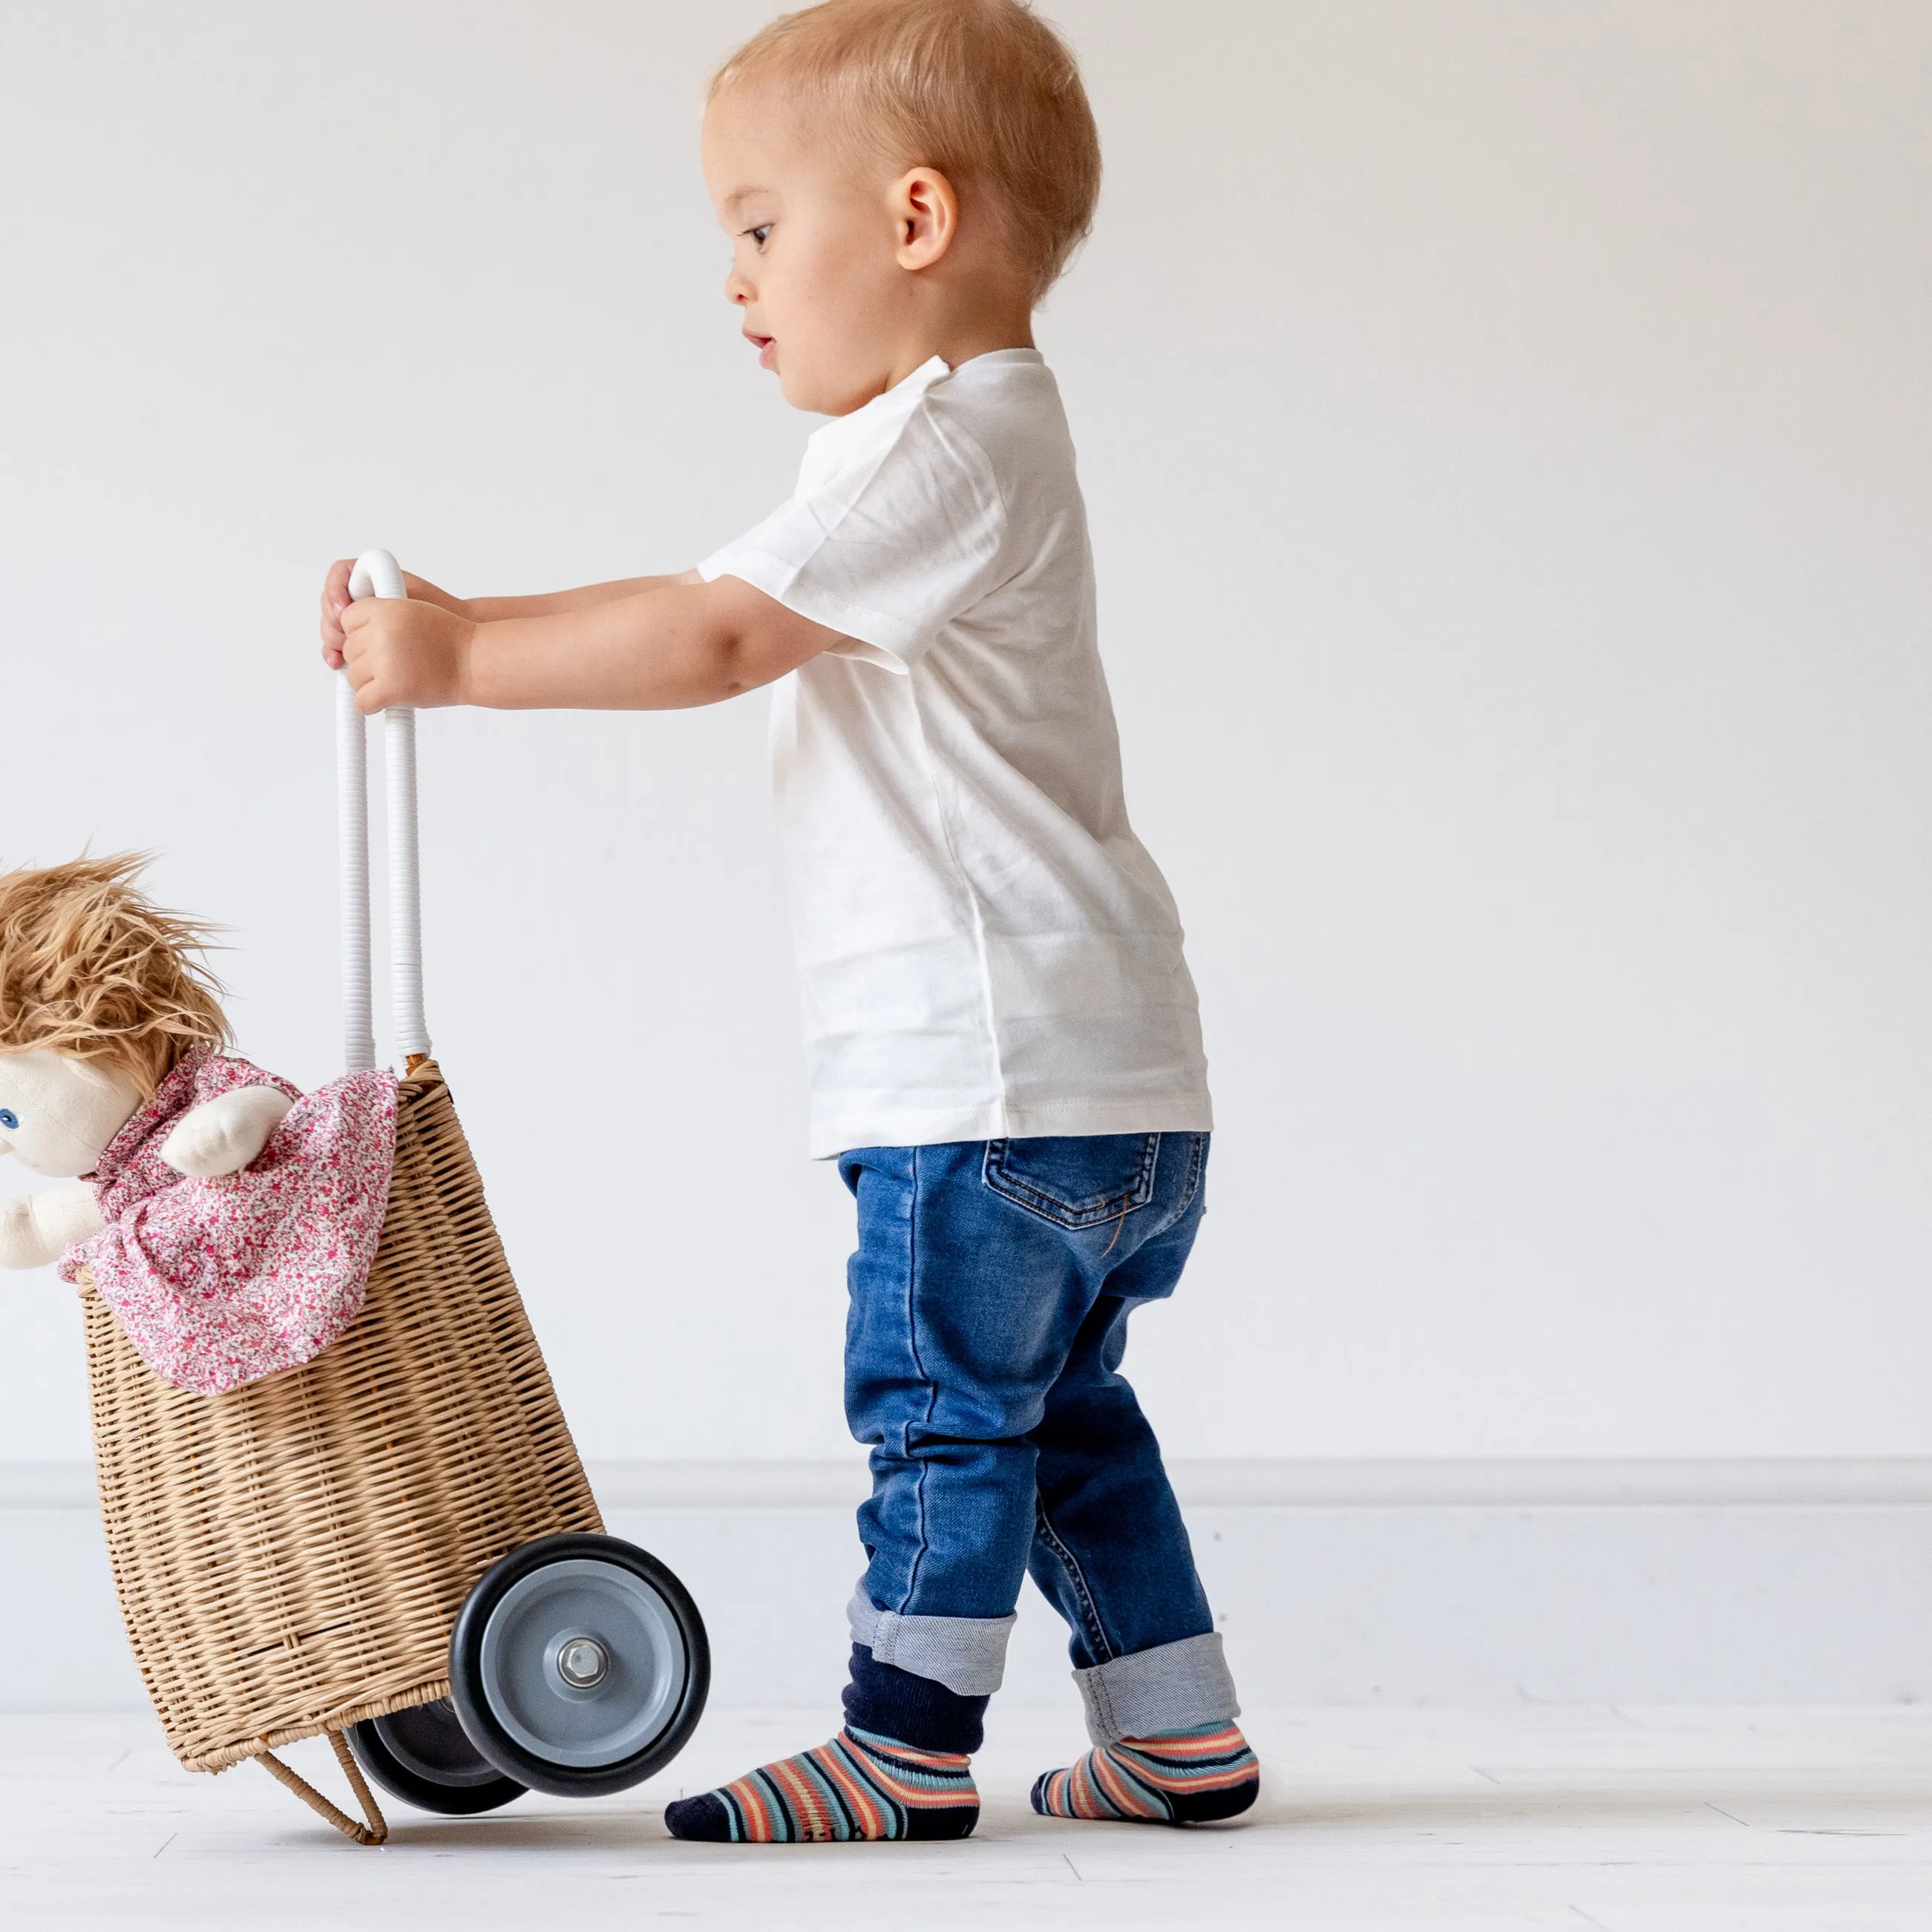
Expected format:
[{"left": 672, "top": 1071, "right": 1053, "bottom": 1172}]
[{"left": 982, "top": 1133, "right": 1162, "bottom": 1231}]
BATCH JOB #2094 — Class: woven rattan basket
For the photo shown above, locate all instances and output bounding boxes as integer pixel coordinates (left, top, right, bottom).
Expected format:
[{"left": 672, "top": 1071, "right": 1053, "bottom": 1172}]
[
  {"left": 80, "top": 1059, "right": 602, "bottom": 1836},
  {"left": 72, "top": 551, "right": 623, "bottom": 1843}
]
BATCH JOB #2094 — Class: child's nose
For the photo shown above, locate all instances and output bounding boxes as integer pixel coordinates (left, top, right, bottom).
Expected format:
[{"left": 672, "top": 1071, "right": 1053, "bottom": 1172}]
[{"left": 724, "top": 265, "right": 753, "bottom": 306}]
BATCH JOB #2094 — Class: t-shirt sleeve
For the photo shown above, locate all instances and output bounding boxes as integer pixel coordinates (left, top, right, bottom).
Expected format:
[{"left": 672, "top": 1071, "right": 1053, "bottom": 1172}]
[{"left": 697, "top": 402, "right": 1006, "bottom": 673}]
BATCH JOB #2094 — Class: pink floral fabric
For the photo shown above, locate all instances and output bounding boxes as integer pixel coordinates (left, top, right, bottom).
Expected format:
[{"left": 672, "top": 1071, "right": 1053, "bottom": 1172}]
[{"left": 59, "top": 1047, "right": 399, "bottom": 1395}]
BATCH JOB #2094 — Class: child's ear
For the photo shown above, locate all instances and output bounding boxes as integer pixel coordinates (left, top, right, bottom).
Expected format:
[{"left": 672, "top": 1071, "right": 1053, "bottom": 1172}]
[{"left": 892, "top": 165, "right": 959, "bottom": 272}]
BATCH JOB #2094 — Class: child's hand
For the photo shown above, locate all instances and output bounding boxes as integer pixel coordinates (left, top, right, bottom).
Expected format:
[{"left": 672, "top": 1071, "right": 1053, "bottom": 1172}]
[
  {"left": 319, "top": 562, "right": 471, "bottom": 672},
  {"left": 341, "top": 597, "right": 478, "bottom": 713}
]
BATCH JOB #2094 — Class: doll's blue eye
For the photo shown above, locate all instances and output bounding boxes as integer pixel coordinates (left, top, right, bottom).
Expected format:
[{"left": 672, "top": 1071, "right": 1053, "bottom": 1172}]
[{"left": 0, "top": 1110, "right": 17, "bottom": 1131}]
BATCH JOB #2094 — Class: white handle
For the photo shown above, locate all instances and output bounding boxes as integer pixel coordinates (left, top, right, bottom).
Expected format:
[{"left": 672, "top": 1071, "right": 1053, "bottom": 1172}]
[{"left": 340, "top": 547, "right": 432, "bottom": 1070}]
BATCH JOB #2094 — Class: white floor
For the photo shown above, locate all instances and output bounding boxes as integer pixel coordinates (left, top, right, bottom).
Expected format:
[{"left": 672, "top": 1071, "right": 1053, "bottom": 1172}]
[{"left": 2, "top": 1706, "right": 1928, "bottom": 1930}]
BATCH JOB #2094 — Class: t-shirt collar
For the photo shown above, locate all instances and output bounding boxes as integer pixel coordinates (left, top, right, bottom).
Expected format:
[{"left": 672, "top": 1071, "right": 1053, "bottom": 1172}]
[
  {"left": 812, "top": 349, "right": 1044, "bottom": 439},
  {"left": 799, "top": 349, "right": 1044, "bottom": 484},
  {"left": 801, "top": 357, "right": 949, "bottom": 482},
  {"left": 811, "top": 356, "right": 946, "bottom": 441}
]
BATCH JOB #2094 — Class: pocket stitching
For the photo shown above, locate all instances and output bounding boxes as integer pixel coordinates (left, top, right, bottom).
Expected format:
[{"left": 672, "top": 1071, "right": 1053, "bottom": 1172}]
[
  {"left": 1145, "top": 1131, "right": 1206, "bottom": 1239},
  {"left": 982, "top": 1134, "right": 1160, "bottom": 1231}
]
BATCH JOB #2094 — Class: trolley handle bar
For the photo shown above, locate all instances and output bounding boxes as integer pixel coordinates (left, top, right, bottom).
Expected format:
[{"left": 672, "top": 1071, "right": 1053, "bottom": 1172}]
[{"left": 339, "top": 547, "right": 430, "bottom": 1072}]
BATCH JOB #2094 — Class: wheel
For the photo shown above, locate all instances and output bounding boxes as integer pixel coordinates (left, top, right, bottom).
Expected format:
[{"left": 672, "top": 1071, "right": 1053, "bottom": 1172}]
[
  {"left": 448, "top": 1533, "right": 710, "bottom": 1798},
  {"left": 344, "top": 1697, "right": 527, "bottom": 1815}
]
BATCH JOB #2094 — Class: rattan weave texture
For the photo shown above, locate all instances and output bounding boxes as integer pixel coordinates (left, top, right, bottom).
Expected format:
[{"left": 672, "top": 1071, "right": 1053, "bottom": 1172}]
[{"left": 82, "top": 1061, "right": 602, "bottom": 1775}]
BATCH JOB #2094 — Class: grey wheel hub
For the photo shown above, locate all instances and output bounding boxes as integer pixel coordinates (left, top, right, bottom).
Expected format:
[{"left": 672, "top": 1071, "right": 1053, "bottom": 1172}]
[
  {"left": 477, "top": 1558, "right": 687, "bottom": 1769},
  {"left": 373, "top": 1697, "right": 504, "bottom": 1788}
]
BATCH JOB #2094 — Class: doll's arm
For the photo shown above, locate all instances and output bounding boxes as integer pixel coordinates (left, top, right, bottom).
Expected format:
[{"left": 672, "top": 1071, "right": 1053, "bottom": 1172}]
[
  {"left": 160, "top": 1087, "right": 295, "bottom": 1179},
  {"left": 0, "top": 1183, "right": 105, "bottom": 1269}
]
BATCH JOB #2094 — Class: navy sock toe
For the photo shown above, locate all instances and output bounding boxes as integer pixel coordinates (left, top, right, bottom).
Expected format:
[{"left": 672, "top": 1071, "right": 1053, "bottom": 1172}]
[
  {"left": 1168, "top": 1775, "right": 1260, "bottom": 1824},
  {"left": 664, "top": 1792, "right": 733, "bottom": 1841}
]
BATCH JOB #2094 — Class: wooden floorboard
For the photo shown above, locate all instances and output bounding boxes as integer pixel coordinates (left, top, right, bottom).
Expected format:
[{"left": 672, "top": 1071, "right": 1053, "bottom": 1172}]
[{"left": 1, "top": 1706, "right": 1928, "bottom": 1928}]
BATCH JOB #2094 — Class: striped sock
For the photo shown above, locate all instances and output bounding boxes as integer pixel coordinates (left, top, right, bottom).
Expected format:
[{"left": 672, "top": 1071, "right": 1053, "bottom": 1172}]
[
  {"left": 1031, "top": 1722, "right": 1260, "bottom": 1825},
  {"left": 663, "top": 1726, "right": 978, "bottom": 1843}
]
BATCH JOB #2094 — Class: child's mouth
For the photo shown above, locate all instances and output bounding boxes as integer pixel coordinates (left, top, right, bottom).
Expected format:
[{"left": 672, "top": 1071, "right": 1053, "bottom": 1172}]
[{"left": 744, "top": 330, "right": 776, "bottom": 370}]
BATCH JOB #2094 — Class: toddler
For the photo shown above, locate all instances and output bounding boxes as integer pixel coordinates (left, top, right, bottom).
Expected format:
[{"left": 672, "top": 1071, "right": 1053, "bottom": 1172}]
[{"left": 321, "top": 0, "right": 1257, "bottom": 1841}]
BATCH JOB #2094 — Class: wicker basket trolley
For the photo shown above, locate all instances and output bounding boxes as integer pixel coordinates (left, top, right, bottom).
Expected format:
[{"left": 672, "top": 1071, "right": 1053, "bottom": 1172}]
[{"left": 78, "top": 550, "right": 708, "bottom": 1842}]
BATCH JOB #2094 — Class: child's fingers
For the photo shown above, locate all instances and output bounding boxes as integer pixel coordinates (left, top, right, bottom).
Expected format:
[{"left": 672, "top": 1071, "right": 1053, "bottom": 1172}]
[
  {"left": 341, "top": 606, "right": 409, "bottom": 713},
  {"left": 336, "top": 600, "right": 376, "bottom": 672},
  {"left": 339, "top": 601, "right": 463, "bottom": 713},
  {"left": 318, "top": 557, "right": 356, "bottom": 667},
  {"left": 341, "top": 634, "right": 382, "bottom": 714}
]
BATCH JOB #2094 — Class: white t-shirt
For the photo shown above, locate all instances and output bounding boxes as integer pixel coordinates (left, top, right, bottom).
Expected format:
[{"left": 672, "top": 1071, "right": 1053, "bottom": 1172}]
[{"left": 700, "top": 349, "right": 1211, "bottom": 1158}]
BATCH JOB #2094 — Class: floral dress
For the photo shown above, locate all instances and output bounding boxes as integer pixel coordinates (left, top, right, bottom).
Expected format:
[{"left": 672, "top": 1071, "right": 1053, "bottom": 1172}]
[{"left": 59, "top": 1047, "right": 398, "bottom": 1395}]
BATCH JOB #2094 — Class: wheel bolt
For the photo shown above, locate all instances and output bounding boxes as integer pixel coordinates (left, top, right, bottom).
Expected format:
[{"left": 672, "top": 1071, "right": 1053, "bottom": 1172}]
[{"left": 556, "top": 1637, "right": 609, "bottom": 1689}]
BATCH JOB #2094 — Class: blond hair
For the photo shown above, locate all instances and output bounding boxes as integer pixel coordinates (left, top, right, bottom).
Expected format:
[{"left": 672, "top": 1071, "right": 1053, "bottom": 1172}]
[
  {"left": 0, "top": 855, "right": 231, "bottom": 1098},
  {"left": 712, "top": 0, "right": 1101, "bottom": 302}
]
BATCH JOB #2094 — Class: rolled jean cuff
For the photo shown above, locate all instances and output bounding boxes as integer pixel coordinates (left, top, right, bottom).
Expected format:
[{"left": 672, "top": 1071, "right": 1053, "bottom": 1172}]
[
  {"left": 846, "top": 1582, "right": 1018, "bottom": 1697},
  {"left": 1074, "top": 1631, "right": 1240, "bottom": 1745}
]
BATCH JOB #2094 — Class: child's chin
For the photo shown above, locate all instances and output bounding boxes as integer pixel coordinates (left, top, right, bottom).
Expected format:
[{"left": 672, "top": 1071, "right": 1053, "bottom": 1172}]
[
  {"left": 782, "top": 373, "right": 870, "bottom": 418},
  {"left": 776, "top": 369, "right": 817, "bottom": 410}
]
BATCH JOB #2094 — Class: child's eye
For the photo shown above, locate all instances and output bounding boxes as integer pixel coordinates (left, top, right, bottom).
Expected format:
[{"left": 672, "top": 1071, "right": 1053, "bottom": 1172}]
[
  {"left": 0, "top": 1110, "right": 17, "bottom": 1131},
  {"left": 747, "top": 224, "right": 772, "bottom": 248}
]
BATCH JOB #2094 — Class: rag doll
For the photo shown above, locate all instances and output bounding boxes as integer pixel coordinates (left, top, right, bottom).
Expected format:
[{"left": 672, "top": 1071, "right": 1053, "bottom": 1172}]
[{"left": 0, "top": 856, "right": 396, "bottom": 1393}]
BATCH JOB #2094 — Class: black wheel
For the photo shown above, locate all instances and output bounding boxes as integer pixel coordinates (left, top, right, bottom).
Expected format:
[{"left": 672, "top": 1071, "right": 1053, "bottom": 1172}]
[
  {"left": 448, "top": 1533, "right": 710, "bottom": 1799},
  {"left": 344, "top": 1697, "right": 527, "bottom": 1815}
]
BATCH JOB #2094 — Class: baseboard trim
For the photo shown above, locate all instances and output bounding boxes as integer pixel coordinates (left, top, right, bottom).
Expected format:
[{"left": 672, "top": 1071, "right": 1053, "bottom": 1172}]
[
  {"left": 4, "top": 1458, "right": 1930, "bottom": 1707},
  {"left": 7, "top": 1457, "right": 1931, "bottom": 1513}
]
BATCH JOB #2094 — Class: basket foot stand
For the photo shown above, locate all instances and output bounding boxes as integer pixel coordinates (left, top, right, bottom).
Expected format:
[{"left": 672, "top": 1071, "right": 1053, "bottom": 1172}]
[{"left": 254, "top": 1731, "right": 390, "bottom": 1845}]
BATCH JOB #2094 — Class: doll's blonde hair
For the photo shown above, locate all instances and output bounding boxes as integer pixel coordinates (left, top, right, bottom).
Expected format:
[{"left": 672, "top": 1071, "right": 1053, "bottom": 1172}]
[
  {"left": 0, "top": 856, "right": 231, "bottom": 1098},
  {"left": 711, "top": 0, "right": 1101, "bottom": 304}
]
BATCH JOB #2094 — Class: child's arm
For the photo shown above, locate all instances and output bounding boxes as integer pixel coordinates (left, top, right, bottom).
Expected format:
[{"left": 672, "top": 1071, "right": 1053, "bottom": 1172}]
[
  {"left": 318, "top": 561, "right": 692, "bottom": 669},
  {"left": 339, "top": 574, "right": 843, "bottom": 714}
]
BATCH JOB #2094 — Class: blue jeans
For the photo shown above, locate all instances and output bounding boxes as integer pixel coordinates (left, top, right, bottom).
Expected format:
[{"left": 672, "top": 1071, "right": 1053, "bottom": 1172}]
[{"left": 836, "top": 1133, "right": 1237, "bottom": 1751}]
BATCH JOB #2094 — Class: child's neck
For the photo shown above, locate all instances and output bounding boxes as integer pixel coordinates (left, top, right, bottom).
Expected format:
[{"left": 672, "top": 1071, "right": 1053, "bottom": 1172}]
[
  {"left": 899, "top": 335, "right": 1032, "bottom": 390},
  {"left": 884, "top": 301, "right": 1035, "bottom": 393}
]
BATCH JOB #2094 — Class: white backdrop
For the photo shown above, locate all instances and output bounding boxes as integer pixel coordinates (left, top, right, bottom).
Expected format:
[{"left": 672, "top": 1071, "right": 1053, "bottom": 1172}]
[{"left": 1, "top": 0, "right": 1927, "bottom": 1468}]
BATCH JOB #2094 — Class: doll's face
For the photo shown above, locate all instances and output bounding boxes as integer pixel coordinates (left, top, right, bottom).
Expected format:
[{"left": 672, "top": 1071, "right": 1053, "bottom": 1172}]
[{"left": 0, "top": 1049, "right": 143, "bottom": 1177}]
